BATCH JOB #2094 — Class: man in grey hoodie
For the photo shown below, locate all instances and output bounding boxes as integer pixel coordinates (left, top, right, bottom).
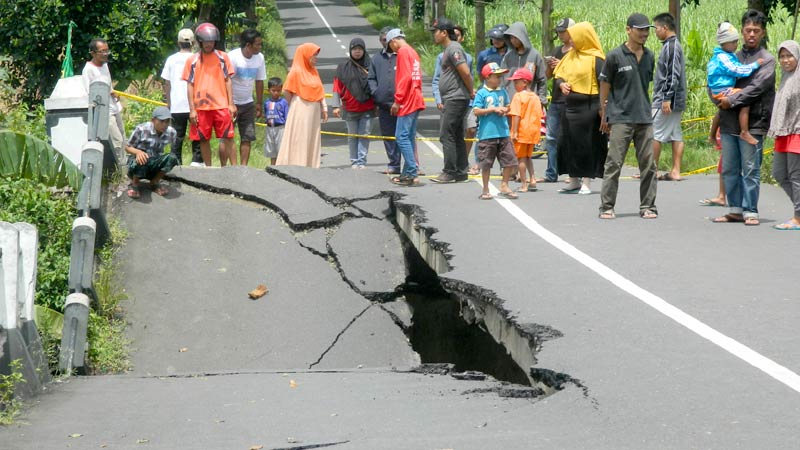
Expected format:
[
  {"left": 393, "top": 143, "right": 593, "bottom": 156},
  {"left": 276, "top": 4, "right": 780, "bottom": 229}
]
[{"left": 501, "top": 22, "right": 548, "bottom": 106}]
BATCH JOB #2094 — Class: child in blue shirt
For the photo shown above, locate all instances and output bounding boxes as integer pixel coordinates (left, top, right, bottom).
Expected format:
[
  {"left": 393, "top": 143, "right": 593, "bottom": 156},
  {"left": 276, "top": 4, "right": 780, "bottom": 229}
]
[
  {"left": 263, "top": 77, "right": 289, "bottom": 165},
  {"left": 707, "top": 22, "right": 764, "bottom": 145},
  {"left": 473, "top": 62, "right": 517, "bottom": 200}
]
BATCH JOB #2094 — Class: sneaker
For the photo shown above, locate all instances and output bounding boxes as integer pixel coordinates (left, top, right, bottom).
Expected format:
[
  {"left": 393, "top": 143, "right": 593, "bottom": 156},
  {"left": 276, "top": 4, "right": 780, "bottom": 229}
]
[
  {"left": 189, "top": 161, "right": 205, "bottom": 167},
  {"left": 431, "top": 173, "right": 455, "bottom": 184},
  {"left": 578, "top": 186, "right": 592, "bottom": 195}
]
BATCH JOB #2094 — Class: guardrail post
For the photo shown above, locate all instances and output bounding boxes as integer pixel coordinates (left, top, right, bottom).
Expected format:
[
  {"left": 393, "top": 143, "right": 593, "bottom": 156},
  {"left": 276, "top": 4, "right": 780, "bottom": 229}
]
[
  {"left": 0, "top": 222, "right": 47, "bottom": 395},
  {"left": 59, "top": 293, "right": 90, "bottom": 373},
  {"left": 68, "top": 217, "right": 96, "bottom": 298},
  {"left": 77, "top": 142, "right": 104, "bottom": 212}
]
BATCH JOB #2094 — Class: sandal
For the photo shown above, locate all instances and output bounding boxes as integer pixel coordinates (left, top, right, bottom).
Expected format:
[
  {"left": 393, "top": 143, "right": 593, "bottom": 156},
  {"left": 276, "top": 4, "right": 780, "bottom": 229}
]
[
  {"left": 498, "top": 191, "right": 518, "bottom": 200},
  {"left": 599, "top": 210, "right": 616, "bottom": 220},
  {"left": 744, "top": 217, "right": 760, "bottom": 226},
  {"left": 640, "top": 209, "right": 658, "bottom": 219},
  {"left": 478, "top": 193, "right": 493, "bottom": 200},
  {"left": 390, "top": 176, "right": 421, "bottom": 187},
  {"left": 151, "top": 183, "right": 169, "bottom": 196},
  {"left": 712, "top": 214, "right": 744, "bottom": 223},
  {"left": 127, "top": 184, "right": 141, "bottom": 199}
]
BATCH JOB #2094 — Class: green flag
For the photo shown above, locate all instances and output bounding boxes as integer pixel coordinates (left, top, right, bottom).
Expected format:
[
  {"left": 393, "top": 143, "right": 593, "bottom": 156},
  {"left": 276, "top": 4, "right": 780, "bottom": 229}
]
[{"left": 60, "top": 21, "right": 76, "bottom": 78}]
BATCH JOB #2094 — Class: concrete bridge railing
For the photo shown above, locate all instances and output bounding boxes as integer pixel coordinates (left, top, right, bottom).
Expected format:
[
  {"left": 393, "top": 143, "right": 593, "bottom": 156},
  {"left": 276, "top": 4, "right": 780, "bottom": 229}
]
[{"left": 0, "top": 222, "right": 50, "bottom": 397}]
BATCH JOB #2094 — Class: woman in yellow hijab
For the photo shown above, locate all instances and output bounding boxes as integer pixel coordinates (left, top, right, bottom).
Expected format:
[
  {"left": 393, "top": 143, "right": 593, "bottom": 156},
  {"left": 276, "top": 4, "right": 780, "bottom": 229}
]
[
  {"left": 276, "top": 43, "right": 329, "bottom": 168},
  {"left": 552, "top": 22, "right": 608, "bottom": 194}
]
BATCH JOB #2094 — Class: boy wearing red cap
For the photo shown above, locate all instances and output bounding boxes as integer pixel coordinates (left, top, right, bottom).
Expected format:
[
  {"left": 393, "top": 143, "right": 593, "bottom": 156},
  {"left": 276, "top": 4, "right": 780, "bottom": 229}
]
[
  {"left": 473, "top": 63, "right": 517, "bottom": 199},
  {"left": 507, "top": 67, "right": 544, "bottom": 192}
]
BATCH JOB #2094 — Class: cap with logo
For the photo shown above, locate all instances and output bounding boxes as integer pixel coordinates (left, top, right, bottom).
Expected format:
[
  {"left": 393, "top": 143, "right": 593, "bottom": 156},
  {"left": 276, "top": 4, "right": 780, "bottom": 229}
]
[
  {"left": 178, "top": 28, "right": 194, "bottom": 43},
  {"left": 716, "top": 22, "right": 739, "bottom": 44},
  {"left": 626, "top": 13, "right": 654, "bottom": 29},
  {"left": 507, "top": 67, "right": 533, "bottom": 82},
  {"left": 480, "top": 62, "right": 509, "bottom": 79},
  {"left": 152, "top": 106, "right": 172, "bottom": 120},
  {"left": 385, "top": 28, "right": 405, "bottom": 43},
  {"left": 555, "top": 18, "right": 576, "bottom": 33}
]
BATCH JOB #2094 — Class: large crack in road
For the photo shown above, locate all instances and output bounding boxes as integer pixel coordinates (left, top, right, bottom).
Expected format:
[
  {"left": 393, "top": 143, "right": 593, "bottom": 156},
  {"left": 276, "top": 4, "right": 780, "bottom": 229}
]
[{"left": 165, "top": 167, "right": 582, "bottom": 398}]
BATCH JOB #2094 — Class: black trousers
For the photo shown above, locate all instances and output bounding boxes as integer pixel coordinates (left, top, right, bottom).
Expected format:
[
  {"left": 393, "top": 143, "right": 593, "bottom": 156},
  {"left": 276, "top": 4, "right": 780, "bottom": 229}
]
[
  {"left": 440, "top": 98, "right": 468, "bottom": 177},
  {"left": 170, "top": 112, "right": 202, "bottom": 164}
]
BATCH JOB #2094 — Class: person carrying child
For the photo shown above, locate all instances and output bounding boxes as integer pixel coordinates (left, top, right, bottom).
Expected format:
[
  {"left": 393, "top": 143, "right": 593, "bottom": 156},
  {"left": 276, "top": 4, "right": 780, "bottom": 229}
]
[
  {"left": 506, "top": 66, "right": 544, "bottom": 192},
  {"left": 708, "top": 22, "right": 764, "bottom": 145},
  {"left": 473, "top": 62, "right": 518, "bottom": 199},
  {"left": 263, "top": 77, "right": 288, "bottom": 166}
]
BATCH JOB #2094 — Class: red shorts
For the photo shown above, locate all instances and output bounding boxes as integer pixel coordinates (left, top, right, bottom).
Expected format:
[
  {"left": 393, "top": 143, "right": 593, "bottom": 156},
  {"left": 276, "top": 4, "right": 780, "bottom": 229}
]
[{"left": 190, "top": 109, "right": 234, "bottom": 141}]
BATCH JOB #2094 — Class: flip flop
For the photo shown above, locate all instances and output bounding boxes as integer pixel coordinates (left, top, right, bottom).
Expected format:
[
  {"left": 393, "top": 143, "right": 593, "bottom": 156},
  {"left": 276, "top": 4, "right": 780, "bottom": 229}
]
[
  {"left": 640, "top": 209, "right": 658, "bottom": 219},
  {"left": 744, "top": 217, "right": 760, "bottom": 226},
  {"left": 699, "top": 198, "right": 726, "bottom": 207},
  {"left": 712, "top": 214, "right": 745, "bottom": 223},
  {"left": 478, "top": 193, "right": 493, "bottom": 200},
  {"left": 527, "top": 185, "right": 539, "bottom": 192},
  {"left": 658, "top": 173, "right": 683, "bottom": 181},
  {"left": 498, "top": 191, "right": 518, "bottom": 200},
  {"left": 599, "top": 211, "right": 616, "bottom": 220},
  {"left": 151, "top": 183, "right": 169, "bottom": 196},
  {"left": 127, "top": 185, "right": 141, "bottom": 199},
  {"left": 774, "top": 221, "right": 800, "bottom": 230}
]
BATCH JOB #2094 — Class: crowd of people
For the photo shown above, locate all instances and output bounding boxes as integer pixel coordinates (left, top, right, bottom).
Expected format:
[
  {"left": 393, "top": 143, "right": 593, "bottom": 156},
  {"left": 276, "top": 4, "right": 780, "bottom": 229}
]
[{"left": 82, "top": 8, "right": 800, "bottom": 229}]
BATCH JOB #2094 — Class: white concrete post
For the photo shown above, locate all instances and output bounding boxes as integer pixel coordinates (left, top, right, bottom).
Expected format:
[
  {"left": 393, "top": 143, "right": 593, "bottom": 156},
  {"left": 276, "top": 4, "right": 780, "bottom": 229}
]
[
  {"left": 15, "top": 223, "right": 37, "bottom": 322},
  {"left": 77, "top": 142, "right": 104, "bottom": 212},
  {"left": 68, "top": 217, "right": 96, "bottom": 294},
  {"left": 0, "top": 222, "right": 20, "bottom": 330},
  {"left": 87, "top": 79, "right": 110, "bottom": 143}
]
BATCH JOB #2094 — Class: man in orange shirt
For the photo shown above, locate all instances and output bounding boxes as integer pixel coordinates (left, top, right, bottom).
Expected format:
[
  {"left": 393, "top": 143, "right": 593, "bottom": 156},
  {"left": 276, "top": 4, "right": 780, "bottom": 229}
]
[{"left": 183, "top": 22, "right": 237, "bottom": 166}]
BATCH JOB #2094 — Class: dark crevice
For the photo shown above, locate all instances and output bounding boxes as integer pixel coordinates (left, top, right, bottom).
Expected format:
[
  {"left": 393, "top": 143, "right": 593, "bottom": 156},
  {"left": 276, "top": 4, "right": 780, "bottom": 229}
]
[
  {"left": 530, "top": 368, "right": 599, "bottom": 408},
  {"left": 168, "top": 170, "right": 575, "bottom": 396},
  {"left": 324, "top": 239, "right": 405, "bottom": 303},
  {"left": 308, "top": 304, "right": 373, "bottom": 369},
  {"left": 166, "top": 175, "right": 358, "bottom": 232},
  {"left": 270, "top": 441, "right": 350, "bottom": 450}
]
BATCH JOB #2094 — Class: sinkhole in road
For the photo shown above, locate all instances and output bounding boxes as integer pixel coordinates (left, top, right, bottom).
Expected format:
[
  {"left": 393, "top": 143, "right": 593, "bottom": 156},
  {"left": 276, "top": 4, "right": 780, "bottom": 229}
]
[{"left": 398, "top": 230, "right": 533, "bottom": 387}]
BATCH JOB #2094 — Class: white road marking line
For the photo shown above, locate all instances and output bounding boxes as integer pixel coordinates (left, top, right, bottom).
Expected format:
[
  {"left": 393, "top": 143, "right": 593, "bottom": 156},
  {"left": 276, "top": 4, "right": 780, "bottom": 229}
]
[
  {"left": 421, "top": 138, "right": 800, "bottom": 394},
  {"left": 309, "top": 0, "right": 337, "bottom": 38}
]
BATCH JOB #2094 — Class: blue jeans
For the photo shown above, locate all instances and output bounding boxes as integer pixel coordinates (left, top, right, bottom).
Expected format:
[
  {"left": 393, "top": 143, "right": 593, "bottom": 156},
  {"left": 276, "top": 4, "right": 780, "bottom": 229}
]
[
  {"left": 344, "top": 110, "right": 373, "bottom": 166},
  {"left": 544, "top": 102, "right": 564, "bottom": 181},
  {"left": 396, "top": 111, "right": 419, "bottom": 178},
  {"left": 721, "top": 133, "right": 763, "bottom": 218}
]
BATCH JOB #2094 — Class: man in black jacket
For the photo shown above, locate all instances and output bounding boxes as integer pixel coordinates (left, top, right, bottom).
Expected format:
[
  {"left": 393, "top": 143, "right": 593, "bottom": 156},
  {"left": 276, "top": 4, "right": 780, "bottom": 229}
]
[
  {"left": 712, "top": 9, "right": 775, "bottom": 226},
  {"left": 368, "top": 26, "right": 402, "bottom": 175}
]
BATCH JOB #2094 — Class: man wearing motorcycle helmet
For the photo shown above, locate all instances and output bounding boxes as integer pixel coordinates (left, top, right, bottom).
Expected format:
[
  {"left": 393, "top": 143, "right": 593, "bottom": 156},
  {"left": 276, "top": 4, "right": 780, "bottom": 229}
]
[
  {"left": 476, "top": 24, "right": 509, "bottom": 79},
  {"left": 182, "top": 22, "right": 238, "bottom": 166}
]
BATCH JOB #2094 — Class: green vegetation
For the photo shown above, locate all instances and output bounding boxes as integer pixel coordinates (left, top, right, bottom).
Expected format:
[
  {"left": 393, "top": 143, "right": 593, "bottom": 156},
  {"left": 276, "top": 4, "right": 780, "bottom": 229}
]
[
  {"left": 0, "top": 130, "right": 83, "bottom": 190},
  {"left": 0, "top": 360, "right": 25, "bottom": 425}
]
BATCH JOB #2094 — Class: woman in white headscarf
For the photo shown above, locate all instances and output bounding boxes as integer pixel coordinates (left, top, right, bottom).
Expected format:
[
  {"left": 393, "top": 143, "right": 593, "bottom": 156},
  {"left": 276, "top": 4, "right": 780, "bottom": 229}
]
[{"left": 768, "top": 40, "right": 800, "bottom": 230}]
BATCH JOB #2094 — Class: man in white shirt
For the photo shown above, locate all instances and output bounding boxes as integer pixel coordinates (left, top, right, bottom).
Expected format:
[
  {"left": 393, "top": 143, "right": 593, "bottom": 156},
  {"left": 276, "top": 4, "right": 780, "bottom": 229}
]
[
  {"left": 161, "top": 28, "right": 203, "bottom": 166},
  {"left": 82, "top": 38, "right": 125, "bottom": 162},
  {"left": 228, "top": 29, "right": 267, "bottom": 165}
]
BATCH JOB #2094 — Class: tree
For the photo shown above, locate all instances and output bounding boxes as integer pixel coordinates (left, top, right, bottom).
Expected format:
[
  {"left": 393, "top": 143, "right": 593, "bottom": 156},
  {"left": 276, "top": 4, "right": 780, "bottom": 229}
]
[{"left": 0, "top": 0, "right": 181, "bottom": 104}]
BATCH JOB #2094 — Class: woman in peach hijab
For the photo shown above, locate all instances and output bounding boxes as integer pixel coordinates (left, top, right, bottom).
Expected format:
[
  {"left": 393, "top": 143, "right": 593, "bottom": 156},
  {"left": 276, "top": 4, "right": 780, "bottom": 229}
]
[{"left": 276, "top": 43, "right": 328, "bottom": 167}]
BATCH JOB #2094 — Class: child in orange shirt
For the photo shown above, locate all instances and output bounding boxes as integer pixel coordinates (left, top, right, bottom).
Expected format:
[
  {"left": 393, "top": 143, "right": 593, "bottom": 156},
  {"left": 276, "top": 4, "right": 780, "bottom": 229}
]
[{"left": 507, "top": 67, "right": 544, "bottom": 192}]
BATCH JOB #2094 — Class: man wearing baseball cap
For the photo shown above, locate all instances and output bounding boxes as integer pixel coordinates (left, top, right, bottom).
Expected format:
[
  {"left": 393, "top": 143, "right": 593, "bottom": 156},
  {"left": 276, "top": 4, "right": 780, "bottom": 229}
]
[
  {"left": 430, "top": 17, "right": 474, "bottom": 183},
  {"left": 161, "top": 28, "right": 203, "bottom": 166},
  {"left": 386, "top": 29, "right": 426, "bottom": 186},
  {"left": 125, "top": 106, "right": 178, "bottom": 199},
  {"left": 598, "top": 12, "right": 658, "bottom": 220}
]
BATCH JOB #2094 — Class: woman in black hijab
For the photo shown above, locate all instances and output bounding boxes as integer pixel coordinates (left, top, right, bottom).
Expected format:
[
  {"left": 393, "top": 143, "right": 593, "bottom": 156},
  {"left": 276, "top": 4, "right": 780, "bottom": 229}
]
[{"left": 332, "top": 38, "right": 376, "bottom": 169}]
